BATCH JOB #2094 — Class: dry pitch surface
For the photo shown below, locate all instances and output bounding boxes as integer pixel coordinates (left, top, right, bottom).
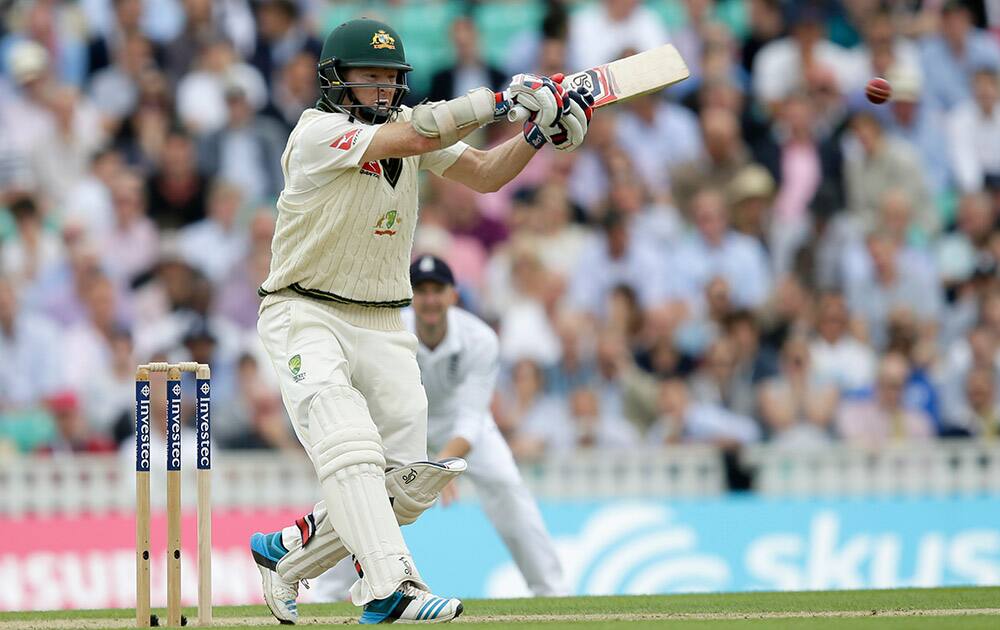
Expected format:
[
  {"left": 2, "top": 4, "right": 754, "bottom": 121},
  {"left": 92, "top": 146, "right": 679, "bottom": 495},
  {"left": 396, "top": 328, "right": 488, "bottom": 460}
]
[{"left": 1, "top": 587, "right": 998, "bottom": 629}]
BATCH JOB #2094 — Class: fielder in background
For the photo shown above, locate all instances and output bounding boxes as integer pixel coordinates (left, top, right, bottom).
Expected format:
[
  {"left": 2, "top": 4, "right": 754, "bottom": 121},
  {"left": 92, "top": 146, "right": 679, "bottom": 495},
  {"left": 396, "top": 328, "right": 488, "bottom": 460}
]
[
  {"left": 318, "top": 256, "right": 567, "bottom": 600},
  {"left": 250, "top": 17, "right": 592, "bottom": 626}
]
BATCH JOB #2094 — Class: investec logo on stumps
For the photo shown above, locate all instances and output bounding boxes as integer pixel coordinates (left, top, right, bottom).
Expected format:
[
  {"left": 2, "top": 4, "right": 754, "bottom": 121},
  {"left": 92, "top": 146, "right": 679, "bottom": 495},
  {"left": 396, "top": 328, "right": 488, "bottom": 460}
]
[
  {"left": 135, "top": 383, "right": 151, "bottom": 472},
  {"left": 167, "top": 384, "right": 183, "bottom": 471},
  {"left": 196, "top": 379, "right": 211, "bottom": 470}
]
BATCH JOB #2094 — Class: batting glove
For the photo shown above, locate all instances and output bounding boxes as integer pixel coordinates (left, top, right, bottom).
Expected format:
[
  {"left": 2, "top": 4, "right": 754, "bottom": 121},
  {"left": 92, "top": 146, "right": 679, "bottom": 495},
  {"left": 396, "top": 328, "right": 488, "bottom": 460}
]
[
  {"left": 541, "top": 85, "right": 595, "bottom": 152},
  {"left": 507, "top": 73, "right": 564, "bottom": 128}
]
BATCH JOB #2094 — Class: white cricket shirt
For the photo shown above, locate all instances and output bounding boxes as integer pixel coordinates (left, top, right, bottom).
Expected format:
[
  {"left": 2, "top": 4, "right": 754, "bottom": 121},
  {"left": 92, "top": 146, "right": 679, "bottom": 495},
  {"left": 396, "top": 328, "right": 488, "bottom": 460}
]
[
  {"left": 260, "top": 107, "right": 469, "bottom": 309},
  {"left": 402, "top": 306, "right": 500, "bottom": 451}
]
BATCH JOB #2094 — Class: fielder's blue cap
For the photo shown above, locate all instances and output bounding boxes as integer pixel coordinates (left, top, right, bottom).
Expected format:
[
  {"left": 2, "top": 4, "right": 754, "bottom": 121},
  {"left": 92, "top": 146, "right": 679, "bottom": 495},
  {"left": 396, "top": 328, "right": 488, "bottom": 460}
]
[{"left": 410, "top": 255, "right": 455, "bottom": 287}]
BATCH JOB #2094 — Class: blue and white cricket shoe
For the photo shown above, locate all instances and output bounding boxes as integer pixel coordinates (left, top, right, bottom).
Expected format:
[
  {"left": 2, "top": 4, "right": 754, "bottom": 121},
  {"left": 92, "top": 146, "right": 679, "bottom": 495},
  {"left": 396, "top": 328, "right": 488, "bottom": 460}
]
[
  {"left": 251, "top": 531, "right": 301, "bottom": 625},
  {"left": 359, "top": 582, "right": 463, "bottom": 624}
]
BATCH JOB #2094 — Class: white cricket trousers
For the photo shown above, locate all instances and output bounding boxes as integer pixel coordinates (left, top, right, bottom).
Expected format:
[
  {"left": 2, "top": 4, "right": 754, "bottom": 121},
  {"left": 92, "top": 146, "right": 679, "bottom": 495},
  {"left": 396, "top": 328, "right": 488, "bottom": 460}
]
[{"left": 257, "top": 295, "right": 428, "bottom": 603}]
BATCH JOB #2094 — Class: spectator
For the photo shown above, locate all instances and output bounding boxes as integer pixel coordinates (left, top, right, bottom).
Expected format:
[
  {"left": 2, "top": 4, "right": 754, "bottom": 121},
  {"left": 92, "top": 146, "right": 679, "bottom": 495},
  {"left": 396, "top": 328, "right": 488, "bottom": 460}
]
[
  {"left": 428, "top": 17, "right": 505, "bottom": 102},
  {"left": 919, "top": 0, "right": 1000, "bottom": 111},
  {"left": 567, "top": 0, "right": 669, "bottom": 71},
  {"left": 163, "top": 0, "right": 227, "bottom": 83},
  {"left": 616, "top": 92, "right": 703, "bottom": 200},
  {"left": 0, "top": 276, "right": 65, "bottom": 411},
  {"left": 671, "top": 107, "right": 751, "bottom": 213},
  {"left": 648, "top": 376, "right": 761, "bottom": 446},
  {"left": 223, "top": 354, "right": 296, "bottom": 450},
  {"left": 88, "top": 33, "right": 157, "bottom": 126},
  {"left": 215, "top": 210, "right": 274, "bottom": 330},
  {"left": 689, "top": 336, "right": 757, "bottom": 418},
  {"left": 1, "top": 196, "right": 64, "bottom": 290},
  {"left": 565, "top": 211, "right": 667, "bottom": 318},
  {"left": 839, "top": 189, "right": 937, "bottom": 296},
  {"left": 30, "top": 84, "right": 107, "bottom": 206},
  {"left": 86, "top": 0, "right": 164, "bottom": 77},
  {"left": 178, "top": 180, "right": 249, "bottom": 283},
  {"left": 497, "top": 359, "right": 564, "bottom": 446},
  {"left": 884, "top": 64, "right": 952, "bottom": 195},
  {"left": 35, "top": 391, "right": 116, "bottom": 455},
  {"left": 200, "top": 81, "right": 286, "bottom": 204},
  {"left": 146, "top": 130, "right": 209, "bottom": 229},
  {"left": 84, "top": 328, "right": 136, "bottom": 442},
  {"left": 731, "top": 307, "right": 777, "bottom": 374},
  {"left": 725, "top": 164, "right": 776, "bottom": 263},
  {"left": 262, "top": 50, "right": 318, "bottom": 131},
  {"left": 62, "top": 147, "right": 123, "bottom": 239},
  {"left": 175, "top": 37, "right": 268, "bottom": 137},
  {"left": 1, "top": 41, "right": 55, "bottom": 190},
  {"left": 101, "top": 169, "right": 160, "bottom": 285},
  {"left": 2, "top": 0, "right": 88, "bottom": 86},
  {"left": 943, "top": 365, "right": 1000, "bottom": 438},
  {"left": 532, "top": 183, "right": 590, "bottom": 282},
  {"left": 850, "top": 8, "right": 922, "bottom": 96},
  {"left": 751, "top": 1, "right": 858, "bottom": 111},
  {"left": 845, "top": 111, "right": 936, "bottom": 236},
  {"left": 672, "top": 187, "right": 772, "bottom": 309},
  {"left": 940, "top": 322, "right": 1000, "bottom": 426},
  {"left": 835, "top": 353, "right": 935, "bottom": 447},
  {"left": 248, "top": 0, "right": 321, "bottom": 89},
  {"left": 810, "top": 291, "right": 878, "bottom": 395},
  {"left": 936, "top": 192, "right": 996, "bottom": 293},
  {"left": 947, "top": 67, "right": 1000, "bottom": 193},
  {"left": 740, "top": 0, "right": 785, "bottom": 75},
  {"left": 111, "top": 69, "right": 173, "bottom": 172},
  {"left": 750, "top": 91, "right": 842, "bottom": 272},
  {"left": 758, "top": 335, "right": 838, "bottom": 445},
  {"left": 62, "top": 274, "right": 126, "bottom": 391},
  {"left": 544, "top": 311, "right": 597, "bottom": 397},
  {"left": 516, "top": 386, "right": 639, "bottom": 457},
  {"left": 846, "top": 230, "right": 943, "bottom": 350}
]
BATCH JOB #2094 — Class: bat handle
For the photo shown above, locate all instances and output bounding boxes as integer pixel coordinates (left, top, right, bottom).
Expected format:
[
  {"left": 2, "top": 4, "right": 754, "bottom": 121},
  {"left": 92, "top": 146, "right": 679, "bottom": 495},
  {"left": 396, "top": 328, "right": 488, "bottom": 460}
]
[{"left": 507, "top": 105, "right": 530, "bottom": 123}]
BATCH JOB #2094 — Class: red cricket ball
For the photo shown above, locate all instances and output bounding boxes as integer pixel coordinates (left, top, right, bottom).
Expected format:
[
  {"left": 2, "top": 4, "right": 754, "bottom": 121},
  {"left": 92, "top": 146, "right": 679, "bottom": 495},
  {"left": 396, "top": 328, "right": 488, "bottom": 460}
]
[{"left": 866, "top": 77, "right": 892, "bottom": 104}]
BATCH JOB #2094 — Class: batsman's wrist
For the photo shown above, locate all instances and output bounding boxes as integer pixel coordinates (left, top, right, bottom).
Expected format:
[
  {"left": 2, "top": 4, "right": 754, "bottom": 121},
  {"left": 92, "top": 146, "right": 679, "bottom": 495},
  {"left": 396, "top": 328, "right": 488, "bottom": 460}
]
[{"left": 522, "top": 121, "right": 547, "bottom": 149}]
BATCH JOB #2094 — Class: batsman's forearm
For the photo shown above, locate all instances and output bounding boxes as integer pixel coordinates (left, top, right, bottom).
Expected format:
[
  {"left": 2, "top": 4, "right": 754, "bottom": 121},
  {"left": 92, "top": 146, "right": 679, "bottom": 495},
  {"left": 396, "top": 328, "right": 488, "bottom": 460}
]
[{"left": 480, "top": 134, "right": 538, "bottom": 191}]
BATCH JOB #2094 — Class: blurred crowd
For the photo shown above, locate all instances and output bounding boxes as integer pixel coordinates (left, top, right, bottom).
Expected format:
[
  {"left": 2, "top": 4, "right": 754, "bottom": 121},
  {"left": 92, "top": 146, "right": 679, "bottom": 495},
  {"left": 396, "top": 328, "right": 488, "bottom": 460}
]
[{"left": 2, "top": 0, "right": 1000, "bottom": 464}]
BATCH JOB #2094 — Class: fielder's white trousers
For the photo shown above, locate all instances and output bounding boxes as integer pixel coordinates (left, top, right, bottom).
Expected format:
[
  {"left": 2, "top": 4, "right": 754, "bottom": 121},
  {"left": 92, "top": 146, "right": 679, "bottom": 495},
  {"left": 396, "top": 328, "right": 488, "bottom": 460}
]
[{"left": 257, "top": 296, "right": 428, "bottom": 602}]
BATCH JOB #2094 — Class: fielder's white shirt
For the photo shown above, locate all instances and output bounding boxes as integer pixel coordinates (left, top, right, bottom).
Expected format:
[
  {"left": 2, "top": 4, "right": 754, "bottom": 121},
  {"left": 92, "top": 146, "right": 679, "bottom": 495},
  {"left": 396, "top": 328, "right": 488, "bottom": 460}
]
[
  {"left": 261, "top": 107, "right": 469, "bottom": 308},
  {"left": 401, "top": 306, "right": 499, "bottom": 450}
]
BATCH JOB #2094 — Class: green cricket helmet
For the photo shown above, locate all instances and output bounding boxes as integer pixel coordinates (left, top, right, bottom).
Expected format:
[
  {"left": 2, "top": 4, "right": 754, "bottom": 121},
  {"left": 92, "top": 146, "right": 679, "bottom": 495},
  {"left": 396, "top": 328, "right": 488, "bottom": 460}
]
[{"left": 317, "top": 18, "right": 412, "bottom": 124}]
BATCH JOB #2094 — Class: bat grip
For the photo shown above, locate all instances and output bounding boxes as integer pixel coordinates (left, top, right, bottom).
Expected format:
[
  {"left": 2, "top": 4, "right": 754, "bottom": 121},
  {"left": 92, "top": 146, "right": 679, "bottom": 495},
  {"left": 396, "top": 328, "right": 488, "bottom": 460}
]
[{"left": 507, "top": 105, "right": 531, "bottom": 123}]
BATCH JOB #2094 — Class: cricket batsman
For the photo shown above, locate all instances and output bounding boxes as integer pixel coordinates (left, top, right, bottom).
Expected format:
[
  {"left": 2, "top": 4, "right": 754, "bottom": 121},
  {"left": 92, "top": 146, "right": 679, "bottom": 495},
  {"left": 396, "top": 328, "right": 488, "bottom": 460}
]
[{"left": 250, "top": 17, "right": 593, "bottom": 625}]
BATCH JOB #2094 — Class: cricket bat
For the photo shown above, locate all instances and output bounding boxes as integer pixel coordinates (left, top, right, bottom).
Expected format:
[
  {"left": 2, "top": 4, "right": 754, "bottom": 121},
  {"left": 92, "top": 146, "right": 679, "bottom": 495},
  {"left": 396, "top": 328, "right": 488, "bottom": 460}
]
[{"left": 509, "top": 44, "right": 690, "bottom": 122}]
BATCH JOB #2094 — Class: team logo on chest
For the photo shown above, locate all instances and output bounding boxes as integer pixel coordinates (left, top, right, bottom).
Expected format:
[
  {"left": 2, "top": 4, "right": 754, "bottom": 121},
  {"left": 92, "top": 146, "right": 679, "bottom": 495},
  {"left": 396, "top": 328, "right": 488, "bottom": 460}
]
[{"left": 374, "top": 210, "right": 401, "bottom": 236}]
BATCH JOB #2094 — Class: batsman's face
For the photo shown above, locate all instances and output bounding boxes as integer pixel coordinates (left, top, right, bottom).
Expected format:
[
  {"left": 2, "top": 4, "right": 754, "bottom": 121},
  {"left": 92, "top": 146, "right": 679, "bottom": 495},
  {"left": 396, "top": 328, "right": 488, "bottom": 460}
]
[
  {"left": 344, "top": 67, "right": 399, "bottom": 110},
  {"left": 412, "top": 281, "right": 457, "bottom": 327}
]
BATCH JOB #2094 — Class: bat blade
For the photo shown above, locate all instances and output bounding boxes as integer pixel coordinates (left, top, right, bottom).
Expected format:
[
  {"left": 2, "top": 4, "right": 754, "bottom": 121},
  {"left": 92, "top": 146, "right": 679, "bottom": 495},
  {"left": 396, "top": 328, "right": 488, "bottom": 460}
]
[{"left": 509, "top": 44, "right": 689, "bottom": 122}]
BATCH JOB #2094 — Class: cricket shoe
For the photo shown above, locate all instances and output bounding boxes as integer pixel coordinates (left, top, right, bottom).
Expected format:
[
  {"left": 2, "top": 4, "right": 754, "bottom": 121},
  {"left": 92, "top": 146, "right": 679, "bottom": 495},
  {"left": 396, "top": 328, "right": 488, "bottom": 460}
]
[
  {"left": 359, "top": 581, "right": 463, "bottom": 624},
  {"left": 251, "top": 531, "right": 303, "bottom": 625}
]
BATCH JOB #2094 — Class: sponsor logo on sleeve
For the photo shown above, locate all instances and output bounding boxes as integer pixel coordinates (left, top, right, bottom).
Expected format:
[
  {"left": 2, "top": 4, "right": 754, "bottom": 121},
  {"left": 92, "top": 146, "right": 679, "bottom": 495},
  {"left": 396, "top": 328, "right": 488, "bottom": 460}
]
[{"left": 330, "top": 128, "right": 361, "bottom": 151}]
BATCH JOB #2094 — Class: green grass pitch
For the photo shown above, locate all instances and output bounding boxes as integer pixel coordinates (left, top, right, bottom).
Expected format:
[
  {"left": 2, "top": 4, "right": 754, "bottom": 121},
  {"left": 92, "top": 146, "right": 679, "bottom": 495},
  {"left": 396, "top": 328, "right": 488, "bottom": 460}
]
[{"left": 0, "top": 587, "right": 997, "bottom": 628}]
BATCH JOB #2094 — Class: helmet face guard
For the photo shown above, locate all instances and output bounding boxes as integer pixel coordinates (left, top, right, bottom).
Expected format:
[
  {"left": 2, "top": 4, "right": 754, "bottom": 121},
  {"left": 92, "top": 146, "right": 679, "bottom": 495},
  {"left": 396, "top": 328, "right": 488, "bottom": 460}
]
[{"left": 318, "top": 58, "right": 410, "bottom": 124}]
